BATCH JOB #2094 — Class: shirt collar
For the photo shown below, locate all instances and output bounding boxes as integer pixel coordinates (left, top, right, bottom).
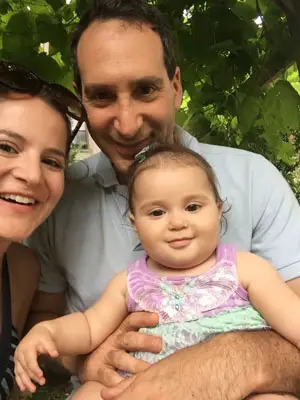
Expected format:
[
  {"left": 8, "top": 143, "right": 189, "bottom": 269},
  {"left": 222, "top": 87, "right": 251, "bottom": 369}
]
[{"left": 93, "top": 152, "right": 119, "bottom": 188}]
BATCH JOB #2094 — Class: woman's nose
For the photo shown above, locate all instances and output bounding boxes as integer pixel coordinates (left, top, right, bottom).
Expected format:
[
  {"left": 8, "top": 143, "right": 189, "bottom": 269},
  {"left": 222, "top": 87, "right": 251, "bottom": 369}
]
[{"left": 13, "top": 156, "right": 43, "bottom": 186}]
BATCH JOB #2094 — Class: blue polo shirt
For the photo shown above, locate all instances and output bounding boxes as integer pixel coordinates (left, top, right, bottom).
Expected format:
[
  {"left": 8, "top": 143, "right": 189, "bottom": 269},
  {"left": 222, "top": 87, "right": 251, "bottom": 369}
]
[{"left": 27, "top": 128, "right": 300, "bottom": 313}]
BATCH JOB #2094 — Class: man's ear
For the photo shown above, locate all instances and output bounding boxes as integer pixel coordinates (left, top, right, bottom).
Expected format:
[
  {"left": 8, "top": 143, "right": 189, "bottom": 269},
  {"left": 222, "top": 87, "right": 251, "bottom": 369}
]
[
  {"left": 172, "top": 66, "right": 183, "bottom": 111},
  {"left": 129, "top": 213, "right": 137, "bottom": 232}
]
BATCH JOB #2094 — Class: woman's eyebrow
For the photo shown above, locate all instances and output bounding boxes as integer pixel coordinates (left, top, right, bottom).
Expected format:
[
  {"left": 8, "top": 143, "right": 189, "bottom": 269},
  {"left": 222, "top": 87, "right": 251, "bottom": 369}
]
[
  {"left": 0, "top": 129, "right": 66, "bottom": 158},
  {"left": 0, "top": 129, "right": 25, "bottom": 142},
  {"left": 46, "top": 148, "right": 66, "bottom": 158}
]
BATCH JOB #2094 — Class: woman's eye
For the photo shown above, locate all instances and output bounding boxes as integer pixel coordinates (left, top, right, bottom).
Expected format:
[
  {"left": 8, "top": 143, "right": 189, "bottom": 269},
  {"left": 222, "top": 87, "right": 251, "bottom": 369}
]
[
  {"left": 150, "top": 209, "right": 165, "bottom": 217},
  {"left": 186, "top": 203, "right": 201, "bottom": 212},
  {"left": 43, "top": 158, "right": 64, "bottom": 170},
  {"left": 0, "top": 143, "right": 17, "bottom": 154}
]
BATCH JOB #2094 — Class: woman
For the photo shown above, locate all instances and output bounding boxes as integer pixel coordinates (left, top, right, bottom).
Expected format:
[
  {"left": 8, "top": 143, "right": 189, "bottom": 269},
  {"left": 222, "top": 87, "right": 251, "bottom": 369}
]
[{"left": 0, "top": 61, "right": 85, "bottom": 400}]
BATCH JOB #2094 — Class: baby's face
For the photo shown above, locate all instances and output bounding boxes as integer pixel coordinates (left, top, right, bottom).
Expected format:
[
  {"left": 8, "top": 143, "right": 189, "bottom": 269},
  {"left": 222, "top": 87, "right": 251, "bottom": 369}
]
[{"left": 131, "top": 165, "right": 222, "bottom": 270}]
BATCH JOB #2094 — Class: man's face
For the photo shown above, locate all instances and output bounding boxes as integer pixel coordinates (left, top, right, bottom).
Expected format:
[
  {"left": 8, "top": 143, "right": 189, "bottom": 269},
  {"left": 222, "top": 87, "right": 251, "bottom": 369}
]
[{"left": 76, "top": 19, "right": 182, "bottom": 179}]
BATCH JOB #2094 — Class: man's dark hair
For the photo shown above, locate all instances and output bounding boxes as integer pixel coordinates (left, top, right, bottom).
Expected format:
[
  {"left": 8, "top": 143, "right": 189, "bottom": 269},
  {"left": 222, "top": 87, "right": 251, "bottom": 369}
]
[{"left": 71, "top": 0, "right": 177, "bottom": 94}]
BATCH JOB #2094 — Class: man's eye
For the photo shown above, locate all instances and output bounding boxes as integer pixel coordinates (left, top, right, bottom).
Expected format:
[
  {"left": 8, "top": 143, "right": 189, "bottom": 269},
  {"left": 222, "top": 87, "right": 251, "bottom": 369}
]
[
  {"left": 186, "top": 203, "right": 201, "bottom": 212},
  {"left": 94, "top": 92, "right": 112, "bottom": 100},
  {"left": 150, "top": 209, "right": 165, "bottom": 217},
  {"left": 86, "top": 91, "right": 115, "bottom": 106},
  {"left": 135, "top": 85, "right": 156, "bottom": 98},
  {"left": 0, "top": 143, "right": 17, "bottom": 154}
]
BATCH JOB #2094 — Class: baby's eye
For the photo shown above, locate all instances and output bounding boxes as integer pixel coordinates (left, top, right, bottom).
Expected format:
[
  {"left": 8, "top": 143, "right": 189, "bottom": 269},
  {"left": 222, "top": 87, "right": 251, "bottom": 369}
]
[
  {"left": 150, "top": 209, "right": 165, "bottom": 217},
  {"left": 186, "top": 203, "right": 201, "bottom": 212},
  {"left": 0, "top": 143, "right": 17, "bottom": 154}
]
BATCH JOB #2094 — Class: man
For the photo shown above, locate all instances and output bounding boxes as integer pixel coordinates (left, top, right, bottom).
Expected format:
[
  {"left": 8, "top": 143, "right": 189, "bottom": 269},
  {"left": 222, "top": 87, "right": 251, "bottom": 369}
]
[{"left": 27, "top": 0, "right": 300, "bottom": 398}]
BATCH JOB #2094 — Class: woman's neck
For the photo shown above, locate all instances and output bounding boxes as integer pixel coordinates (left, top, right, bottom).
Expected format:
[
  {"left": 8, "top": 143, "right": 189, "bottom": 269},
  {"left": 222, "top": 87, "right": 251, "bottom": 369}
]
[{"left": 0, "top": 238, "right": 11, "bottom": 264}]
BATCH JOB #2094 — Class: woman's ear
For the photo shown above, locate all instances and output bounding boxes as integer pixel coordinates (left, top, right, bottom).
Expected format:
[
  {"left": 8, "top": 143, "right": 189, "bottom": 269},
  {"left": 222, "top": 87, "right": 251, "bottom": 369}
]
[{"left": 129, "top": 213, "right": 137, "bottom": 232}]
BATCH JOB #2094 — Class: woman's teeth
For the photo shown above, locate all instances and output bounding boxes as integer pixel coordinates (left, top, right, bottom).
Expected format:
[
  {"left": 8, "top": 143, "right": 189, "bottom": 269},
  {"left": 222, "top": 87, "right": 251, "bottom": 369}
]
[{"left": 0, "top": 194, "right": 36, "bottom": 205}]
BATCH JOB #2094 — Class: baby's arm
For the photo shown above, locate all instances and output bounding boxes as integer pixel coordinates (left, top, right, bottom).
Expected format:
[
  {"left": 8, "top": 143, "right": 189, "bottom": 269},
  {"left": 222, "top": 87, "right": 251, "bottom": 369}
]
[
  {"left": 237, "top": 252, "right": 300, "bottom": 348},
  {"left": 14, "top": 270, "right": 128, "bottom": 392}
]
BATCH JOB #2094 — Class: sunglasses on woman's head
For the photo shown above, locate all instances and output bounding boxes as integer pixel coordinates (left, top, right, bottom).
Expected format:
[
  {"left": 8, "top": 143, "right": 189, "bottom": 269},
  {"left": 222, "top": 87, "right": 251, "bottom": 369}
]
[{"left": 0, "top": 60, "right": 86, "bottom": 142}]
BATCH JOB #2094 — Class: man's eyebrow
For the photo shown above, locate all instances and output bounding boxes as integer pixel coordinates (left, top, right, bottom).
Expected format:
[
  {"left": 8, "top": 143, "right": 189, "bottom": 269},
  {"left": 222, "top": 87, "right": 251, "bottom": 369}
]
[
  {"left": 133, "top": 76, "right": 164, "bottom": 86},
  {"left": 84, "top": 76, "right": 164, "bottom": 97},
  {"left": 84, "top": 84, "right": 113, "bottom": 98},
  {"left": 0, "top": 129, "right": 66, "bottom": 158}
]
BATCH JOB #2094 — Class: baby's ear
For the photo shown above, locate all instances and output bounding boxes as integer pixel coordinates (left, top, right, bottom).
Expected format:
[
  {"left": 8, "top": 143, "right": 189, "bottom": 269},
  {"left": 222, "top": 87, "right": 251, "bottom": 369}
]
[
  {"left": 217, "top": 200, "right": 223, "bottom": 218},
  {"left": 129, "top": 213, "right": 137, "bottom": 232}
]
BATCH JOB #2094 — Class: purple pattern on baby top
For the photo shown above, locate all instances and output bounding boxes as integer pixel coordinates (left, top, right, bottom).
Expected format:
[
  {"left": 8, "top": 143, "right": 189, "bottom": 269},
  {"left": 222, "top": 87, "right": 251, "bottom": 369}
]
[{"left": 127, "top": 244, "right": 250, "bottom": 323}]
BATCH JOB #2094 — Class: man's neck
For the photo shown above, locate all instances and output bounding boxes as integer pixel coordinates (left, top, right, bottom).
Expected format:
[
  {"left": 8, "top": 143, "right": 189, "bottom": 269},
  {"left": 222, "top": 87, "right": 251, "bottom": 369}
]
[{"left": 116, "top": 171, "right": 128, "bottom": 185}]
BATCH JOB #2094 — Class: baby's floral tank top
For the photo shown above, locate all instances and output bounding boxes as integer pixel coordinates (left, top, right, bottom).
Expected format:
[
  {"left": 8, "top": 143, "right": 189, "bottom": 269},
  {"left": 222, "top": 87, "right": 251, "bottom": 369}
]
[{"left": 126, "top": 244, "right": 269, "bottom": 364}]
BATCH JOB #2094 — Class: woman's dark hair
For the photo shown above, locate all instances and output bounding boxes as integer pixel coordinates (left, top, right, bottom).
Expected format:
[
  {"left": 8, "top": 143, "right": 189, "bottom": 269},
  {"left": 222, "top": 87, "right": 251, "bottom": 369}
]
[
  {"left": 38, "top": 88, "right": 72, "bottom": 155},
  {"left": 127, "top": 143, "right": 223, "bottom": 214},
  {"left": 71, "top": 0, "right": 177, "bottom": 94}
]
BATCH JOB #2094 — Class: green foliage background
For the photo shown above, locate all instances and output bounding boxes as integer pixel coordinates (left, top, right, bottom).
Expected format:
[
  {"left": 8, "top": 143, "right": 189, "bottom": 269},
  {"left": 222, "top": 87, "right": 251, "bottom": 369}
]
[{"left": 0, "top": 0, "right": 300, "bottom": 198}]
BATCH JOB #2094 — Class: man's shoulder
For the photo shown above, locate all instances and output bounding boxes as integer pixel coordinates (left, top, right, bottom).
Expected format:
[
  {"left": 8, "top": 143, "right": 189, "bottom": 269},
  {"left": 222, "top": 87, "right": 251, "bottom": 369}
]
[
  {"left": 182, "top": 132, "right": 266, "bottom": 176},
  {"left": 51, "top": 153, "right": 105, "bottom": 215},
  {"left": 66, "top": 152, "right": 102, "bottom": 181},
  {"left": 183, "top": 132, "right": 260, "bottom": 162}
]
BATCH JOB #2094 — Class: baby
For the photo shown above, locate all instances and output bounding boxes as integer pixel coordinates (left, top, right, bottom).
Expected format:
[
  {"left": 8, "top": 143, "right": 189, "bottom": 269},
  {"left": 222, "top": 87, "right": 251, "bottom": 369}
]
[{"left": 15, "top": 144, "right": 300, "bottom": 399}]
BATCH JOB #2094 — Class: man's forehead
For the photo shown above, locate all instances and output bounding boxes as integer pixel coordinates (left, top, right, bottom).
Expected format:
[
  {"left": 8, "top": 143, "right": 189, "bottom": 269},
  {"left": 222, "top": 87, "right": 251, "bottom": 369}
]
[
  {"left": 77, "top": 18, "right": 164, "bottom": 65},
  {"left": 76, "top": 18, "right": 167, "bottom": 87},
  {"left": 80, "top": 18, "right": 156, "bottom": 41}
]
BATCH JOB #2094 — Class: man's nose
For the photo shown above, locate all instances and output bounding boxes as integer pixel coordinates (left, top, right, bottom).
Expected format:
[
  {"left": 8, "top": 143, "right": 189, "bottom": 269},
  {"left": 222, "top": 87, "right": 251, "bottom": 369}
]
[
  {"left": 13, "top": 155, "right": 43, "bottom": 186},
  {"left": 113, "top": 98, "right": 143, "bottom": 139}
]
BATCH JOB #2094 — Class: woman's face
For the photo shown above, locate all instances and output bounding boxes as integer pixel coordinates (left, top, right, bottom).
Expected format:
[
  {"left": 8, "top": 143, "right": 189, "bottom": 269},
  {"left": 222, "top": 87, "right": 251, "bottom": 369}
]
[{"left": 0, "top": 95, "right": 67, "bottom": 242}]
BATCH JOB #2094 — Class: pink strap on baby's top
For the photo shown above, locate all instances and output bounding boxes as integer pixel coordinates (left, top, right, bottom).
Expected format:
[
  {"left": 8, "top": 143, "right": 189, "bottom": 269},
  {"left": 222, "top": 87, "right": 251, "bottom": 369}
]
[{"left": 216, "top": 243, "right": 236, "bottom": 264}]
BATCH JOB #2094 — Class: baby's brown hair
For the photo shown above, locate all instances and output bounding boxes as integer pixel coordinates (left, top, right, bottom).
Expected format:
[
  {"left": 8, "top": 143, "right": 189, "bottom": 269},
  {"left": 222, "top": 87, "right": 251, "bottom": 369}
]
[{"left": 127, "top": 143, "right": 222, "bottom": 213}]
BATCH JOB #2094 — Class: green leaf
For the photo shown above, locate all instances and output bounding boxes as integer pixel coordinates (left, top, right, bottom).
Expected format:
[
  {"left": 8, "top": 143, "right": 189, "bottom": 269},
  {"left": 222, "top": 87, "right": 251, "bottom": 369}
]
[
  {"left": 277, "top": 142, "right": 296, "bottom": 165},
  {"left": 210, "top": 39, "right": 240, "bottom": 54},
  {"left": 231, "top": 116, "right": 238, "bottom": 129},
  {"left": 75, "top": 0, "right": 93, "bottom": 17},
  {"left": 231, "top": 1, "right": 258, "bottom": 20},
  {"left": 273, "top": 80, "right": 300, "bottom": 131},
  {"left": 238, "top": 95, "right": 261, "bottom": 133},
  {"left": 176, "top": 110, "right": 189, "bottom": 127},
  {"left": 27, "top": 52, "right": 62, "bottom": 83},
  {"left": 61, "top": 4, "right": 75, "bottom": 22},
  {"left": 26, "top": 1, "right": 52, "bottom": 15},
  {"left": 262, "top": 80, "right": 300, "bottom": 141},
  {"left": 0, "top": 0, "right": 11, "bottom": 14},
  {"left": 3, "top": 10, "right": 37, "bottom": 52},
  {"left": 36, "top": 13, "right": 56, "bottom": 43},
  {"left": 45, "top": 0, "right": 64, "bottom": 11}
]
